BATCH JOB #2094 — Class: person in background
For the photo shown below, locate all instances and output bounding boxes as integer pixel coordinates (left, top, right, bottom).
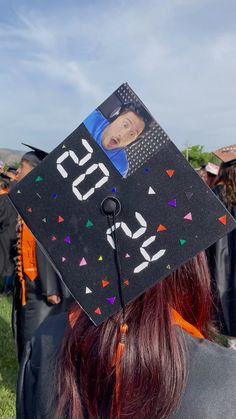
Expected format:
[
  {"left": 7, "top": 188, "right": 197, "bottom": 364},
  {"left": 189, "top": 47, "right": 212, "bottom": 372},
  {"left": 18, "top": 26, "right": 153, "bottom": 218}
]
[
  {"left": 13, "top": 144, "right": 73, "bottom": 362},
  {"left": 207, "top": 145, "right": 236, "bottom": 337},
  {"left": 0, "top": 174, "right": 17, "bottom": 295},
  {"left": 205, "top": 162, "right": 219, "bottom": 189}
]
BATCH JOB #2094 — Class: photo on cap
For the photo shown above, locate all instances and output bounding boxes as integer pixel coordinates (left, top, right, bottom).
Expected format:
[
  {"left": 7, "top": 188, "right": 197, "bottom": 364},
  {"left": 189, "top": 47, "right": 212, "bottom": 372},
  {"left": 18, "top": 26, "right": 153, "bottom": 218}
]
[{"left": 9, "top": 83, "right": 236, "bottom": 325}]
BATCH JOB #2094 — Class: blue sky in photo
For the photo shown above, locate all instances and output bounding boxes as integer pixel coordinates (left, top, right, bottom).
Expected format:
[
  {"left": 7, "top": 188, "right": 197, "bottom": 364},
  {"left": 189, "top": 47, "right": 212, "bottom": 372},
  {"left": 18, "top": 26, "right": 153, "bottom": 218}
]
[{"left": 0, "top": 0, "right": 235, "bottom": 152}]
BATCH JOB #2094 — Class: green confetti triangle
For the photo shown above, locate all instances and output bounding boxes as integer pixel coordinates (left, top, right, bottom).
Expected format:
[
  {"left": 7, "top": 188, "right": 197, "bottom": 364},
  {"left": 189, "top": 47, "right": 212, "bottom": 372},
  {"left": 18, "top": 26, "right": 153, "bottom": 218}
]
[
  {"left": 86, "top": 219, "right": 93, "bottom": 228},
  {"left": 179, "top": 239, "right": 186, "bottom": 246},
  {"left": 35, "top": 176, "right": 43, "bottom": 182}
]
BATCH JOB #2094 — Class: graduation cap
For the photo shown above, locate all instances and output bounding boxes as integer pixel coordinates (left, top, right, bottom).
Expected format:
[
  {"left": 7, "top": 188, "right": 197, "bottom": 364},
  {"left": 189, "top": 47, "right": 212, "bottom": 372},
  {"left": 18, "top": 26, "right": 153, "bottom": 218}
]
[
  {"left": 213, "top": 145, "right": 236, "bottom": 165},
  {"left": 9, "top": 83, "right": 236, "bottom": 326},
  {"left": 21, "top": 143, "right": 48, "bottom": 167}
]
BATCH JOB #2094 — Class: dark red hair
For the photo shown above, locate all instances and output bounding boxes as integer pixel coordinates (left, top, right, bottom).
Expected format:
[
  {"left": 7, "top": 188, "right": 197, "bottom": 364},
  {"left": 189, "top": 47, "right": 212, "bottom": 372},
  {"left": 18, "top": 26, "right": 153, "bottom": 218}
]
[{"left": 56, "top": 252, "right": 215, "bottom": 418}]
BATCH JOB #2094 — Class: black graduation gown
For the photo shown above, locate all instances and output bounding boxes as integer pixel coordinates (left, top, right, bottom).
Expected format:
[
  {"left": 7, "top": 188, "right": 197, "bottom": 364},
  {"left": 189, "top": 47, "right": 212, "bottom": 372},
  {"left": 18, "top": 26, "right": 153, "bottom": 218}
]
[
  {"left": 207, "top": 184, "right": 236, "bottom": 336},
  {"left": 17, "top": 313, "right": 236, "bottom": 419},
  {"left": 0, "top": 193, "right": 17, "bottom": 277},
  {"left": 13, "top": 244, "right": 73, "bottom": 362}
]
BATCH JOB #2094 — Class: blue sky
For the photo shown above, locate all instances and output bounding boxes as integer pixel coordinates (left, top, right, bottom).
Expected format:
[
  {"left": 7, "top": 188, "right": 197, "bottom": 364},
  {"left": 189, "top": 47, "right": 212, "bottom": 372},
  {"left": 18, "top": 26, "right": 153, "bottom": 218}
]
[{"left": 0, "top": 0, "right": 235, "bottom": 152}]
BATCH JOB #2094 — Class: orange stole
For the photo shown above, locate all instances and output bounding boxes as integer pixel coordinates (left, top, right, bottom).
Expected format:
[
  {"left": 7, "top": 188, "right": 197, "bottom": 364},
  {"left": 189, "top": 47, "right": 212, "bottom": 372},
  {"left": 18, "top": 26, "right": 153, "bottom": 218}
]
[
  {"left": 17, "top": 220, "right": 38, "bottom": 305},
  {"left": 171, "top": 308, "right": 204, "bottom": 339}
]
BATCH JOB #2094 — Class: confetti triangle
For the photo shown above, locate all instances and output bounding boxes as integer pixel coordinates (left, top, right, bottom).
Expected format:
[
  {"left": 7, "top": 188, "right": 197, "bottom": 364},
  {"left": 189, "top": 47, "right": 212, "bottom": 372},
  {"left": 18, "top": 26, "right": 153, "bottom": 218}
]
[
  {"left": 144, "top": 167, "right": 150, "bottom": 172},
  {"left": 102, "top": 280, "right": 109, "bottom": 287},
  {"left": 124, "top": 279, "right": 129, "bottom": 286},
  {"left": 62, "top": 144, "right": 66, "bottom": 148},
  {"left": 218, "top": 215, "right": 227, "bottom": 225},
  {"left": 86, "top": 219, "right": 93, "bottom": 228},
  {"left": 51, "top": 236, "right": 57, "bottom": 241},
  {"left": 168, "top": 199, "right": 176, "bottom": 207},
  {"left": 107, "top": 296, "right": 116, "bottom": 305},
  {"left": 27, "top": 207, "right": 32, "bottom": 213},
  {"left": 58, "top": 216, "right": 64, "bottom": 223},
  {"left": 35, "top": 176, "right": 43, "bottom": 182},
  {"left": 64, "top": 236, "right": 71, "bottom": 244},
  {"left": 125, "top": 253, "right": 130, "bottom": 258},
  {"left": 112, "top": 187, "right": 117, "bottom": 192},
  {"left": 184, "top": 212, "right": 192, "bottom": 221},
  {"left": 166, "top": 169, "right": 175, "bottom": 178},
  {"left": 79, "top": 257, "right": 87, "bottom": 266},
  {"left": 166, "top": 264, "right": 171, "bottom": 270},
  {"left": 62, "top": 257, "right": 66, "bottom": 262},
  {"left": 52, "top": 193, "right": 58, "bottom": 199},
  {"left": 185, "top": 192, "right": 193, "bottom": 200},
  {"left": 95, "top": 307, "right": 102, "bottom": 315},
  {"left": 42, "top": 218, "right": 47, "bottom": 223},
  {"left": 157, "top": 224, "right": 167, "bottom": 232},
  {"left": 85, "top": 287, "right": 92, "bottom": 294},
  {"left": 98, "top": 256, "right": 103, "bottom": 261},
  {"left": 17, "top": 190, "right": 21, "bottom": 194},
  {"left": 179, "top": 239, "right": 186, "bottom": 246},
  {"left": 148, "top": 187, "right": 156, "bottom": 195}
]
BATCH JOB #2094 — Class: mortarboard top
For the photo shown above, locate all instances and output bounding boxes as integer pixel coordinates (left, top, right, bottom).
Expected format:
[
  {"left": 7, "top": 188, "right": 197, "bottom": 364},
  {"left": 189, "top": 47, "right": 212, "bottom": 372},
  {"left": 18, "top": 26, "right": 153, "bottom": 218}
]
[
  {"left": 213, "top": 145, "right": 236, "bottom": 165},
  {"left": 21, "top": 143, "right": 48, "bottom": 166},
  {"left": 9, "top": 83, "right": 236, "bottom": 326}
]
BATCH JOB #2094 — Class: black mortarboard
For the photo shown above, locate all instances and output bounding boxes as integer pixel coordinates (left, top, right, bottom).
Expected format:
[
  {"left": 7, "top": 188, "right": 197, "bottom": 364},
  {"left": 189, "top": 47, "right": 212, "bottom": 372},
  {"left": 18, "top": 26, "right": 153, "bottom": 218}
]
[
  {"left": 9, "top": 83, "right": 236, "bottom": 326},
  {"left": 21, "top": 143, "right": 48, "bottom": 166}
]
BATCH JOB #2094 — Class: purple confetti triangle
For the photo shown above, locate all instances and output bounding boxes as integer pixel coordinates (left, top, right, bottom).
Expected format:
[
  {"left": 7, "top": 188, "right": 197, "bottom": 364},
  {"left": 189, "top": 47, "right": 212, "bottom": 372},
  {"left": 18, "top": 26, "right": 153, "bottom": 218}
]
[
  {"left": 168, "top": 199, "right": 177, "bottom": 207},
  {"left": 64, "top": 236, "right": 71, "bottom": 244},
  {"left": 106, "top": 296, "right": 116, "bottom": 305}
]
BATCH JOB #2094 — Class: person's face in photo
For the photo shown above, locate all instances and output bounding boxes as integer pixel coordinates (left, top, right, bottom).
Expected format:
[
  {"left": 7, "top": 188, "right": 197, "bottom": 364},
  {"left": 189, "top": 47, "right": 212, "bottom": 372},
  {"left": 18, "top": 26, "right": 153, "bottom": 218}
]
[
  {"left": 101, "top": 111, "right": 145, "bottom": 150},
  {"left": 16, "top": 160, "right": 33, "bottom": 182}
]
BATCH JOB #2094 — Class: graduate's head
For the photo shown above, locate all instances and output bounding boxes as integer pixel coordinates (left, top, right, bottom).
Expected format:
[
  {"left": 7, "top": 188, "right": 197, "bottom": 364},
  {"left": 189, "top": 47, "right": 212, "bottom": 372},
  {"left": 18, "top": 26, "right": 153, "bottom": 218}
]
[
  {"left": 17, "top": 144, "right": 48, "bottom": 182},
  {"left": 101, "top": 103, "right": 152, "bottom": 150}
]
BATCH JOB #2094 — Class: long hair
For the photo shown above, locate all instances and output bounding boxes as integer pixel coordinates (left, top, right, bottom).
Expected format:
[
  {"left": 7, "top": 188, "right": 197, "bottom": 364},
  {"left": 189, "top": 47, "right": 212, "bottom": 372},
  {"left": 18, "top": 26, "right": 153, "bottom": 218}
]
[
  {"left": 56, "top": 252, "right": 215, "bottom": 419},
  {"left": 215, "top": 162, "right": 236, "bottom": 207}
]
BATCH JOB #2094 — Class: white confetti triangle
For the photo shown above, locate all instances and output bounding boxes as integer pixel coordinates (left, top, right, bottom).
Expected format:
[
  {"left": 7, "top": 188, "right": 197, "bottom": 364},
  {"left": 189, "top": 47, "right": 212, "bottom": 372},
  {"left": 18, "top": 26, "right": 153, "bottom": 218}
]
[
  {"left": 42, "top": 218, "right": 47, "bottom": 223},
  {"left": 17, "top": 190, "right": 21, "bottom": 194},
  {"left": 85, "top": 287, "right": 92, "bottom": 294},
  {"left": 62, "top": 144, "right": 66, "bottom": 148},
  {"left": 148, "top": 187, "right": 156, "bottom": 195}
]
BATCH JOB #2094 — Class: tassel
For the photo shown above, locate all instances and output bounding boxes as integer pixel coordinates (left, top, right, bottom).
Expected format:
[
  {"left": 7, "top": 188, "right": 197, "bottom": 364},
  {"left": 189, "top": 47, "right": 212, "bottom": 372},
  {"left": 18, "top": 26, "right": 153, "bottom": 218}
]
[{"left": 113, "top": 323, "right": 128, "bottom": 403}]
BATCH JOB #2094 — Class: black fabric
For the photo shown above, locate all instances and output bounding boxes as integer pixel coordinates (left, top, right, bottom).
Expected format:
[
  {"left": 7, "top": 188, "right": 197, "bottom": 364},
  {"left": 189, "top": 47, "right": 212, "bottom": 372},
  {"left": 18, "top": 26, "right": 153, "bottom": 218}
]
[
  {"left": 207, "top": 184, "right": 236, "bottom": 336},
  {"left": 13, "top": 243, "right": 73, "bottom": 362},
  {"left": 0, "top": 194, "right": 17, "bottom": 276},
  {"left": 16, "top": 313, "right": 236, "bottom": 419}
]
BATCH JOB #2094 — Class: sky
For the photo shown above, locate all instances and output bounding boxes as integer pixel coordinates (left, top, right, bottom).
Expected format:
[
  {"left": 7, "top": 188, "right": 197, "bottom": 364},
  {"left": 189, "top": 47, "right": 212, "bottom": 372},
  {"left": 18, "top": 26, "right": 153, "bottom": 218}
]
[{"left": 0, "top": 0, "right": 235, "bottom": 152}]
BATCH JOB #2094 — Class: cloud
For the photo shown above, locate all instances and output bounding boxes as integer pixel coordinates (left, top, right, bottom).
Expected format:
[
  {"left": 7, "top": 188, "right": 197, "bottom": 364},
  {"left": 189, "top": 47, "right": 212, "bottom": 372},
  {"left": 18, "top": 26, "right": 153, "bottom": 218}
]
[{"left": 0, "top": 1, "right": 235, "bottom": 152}]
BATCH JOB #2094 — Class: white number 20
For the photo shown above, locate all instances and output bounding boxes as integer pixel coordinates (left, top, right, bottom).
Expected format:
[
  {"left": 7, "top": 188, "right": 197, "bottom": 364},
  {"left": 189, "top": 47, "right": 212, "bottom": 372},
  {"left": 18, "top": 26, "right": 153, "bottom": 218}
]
[{"left": 56, "top": 139, "right": 109, "bottom": 201}]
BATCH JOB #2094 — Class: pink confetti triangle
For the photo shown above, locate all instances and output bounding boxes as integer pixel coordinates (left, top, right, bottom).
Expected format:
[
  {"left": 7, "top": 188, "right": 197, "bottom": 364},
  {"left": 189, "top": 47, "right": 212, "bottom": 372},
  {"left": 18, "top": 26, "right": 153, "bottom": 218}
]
[
  {"left": 106, "top": 297, "right": 116, "bottom": 305},
  {"left": 79, "top": 257, "right": 87, "bottom": 266},
  {"left": 125, "top": 253, "right": 130, "bottom": 258},
  {"left": 184, "top": 212, "right": 192, "bottom": 221},
  {"left": 51, "top": 236, "right": 57, "bottom": 241},
  {"left": 58, "top": 216, "right": 64, "bottom": 223},
  {"left": 62, "top": 257, "right": 66, "bottom": 262},
  {"left": 64, "top": 236, "right": 71, "bottom": 244},
  {"left": 168, "top": 199, "right": 176, "bottom": 207}
]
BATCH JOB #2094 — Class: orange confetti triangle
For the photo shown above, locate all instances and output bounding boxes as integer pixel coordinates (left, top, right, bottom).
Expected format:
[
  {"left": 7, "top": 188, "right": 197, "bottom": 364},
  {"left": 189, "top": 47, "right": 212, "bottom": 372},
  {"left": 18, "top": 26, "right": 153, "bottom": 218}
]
[
  {"left": 95, "top": 307, "right": 102, "bottom": 315},
  {"left": 166, "top": 169, "right": 175, "bottom": 178},
  {"left": 218, "top": 215, "right": 227, "bottom": 225},
  {"left": 124, "top": 279, "right": 129, "bottom": 286},
  {"left": 102, "top": 280, "right": 109, "bottom": 287},
  {"left": 157, "top": 224, "right": 167, "bottom": 232}
]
